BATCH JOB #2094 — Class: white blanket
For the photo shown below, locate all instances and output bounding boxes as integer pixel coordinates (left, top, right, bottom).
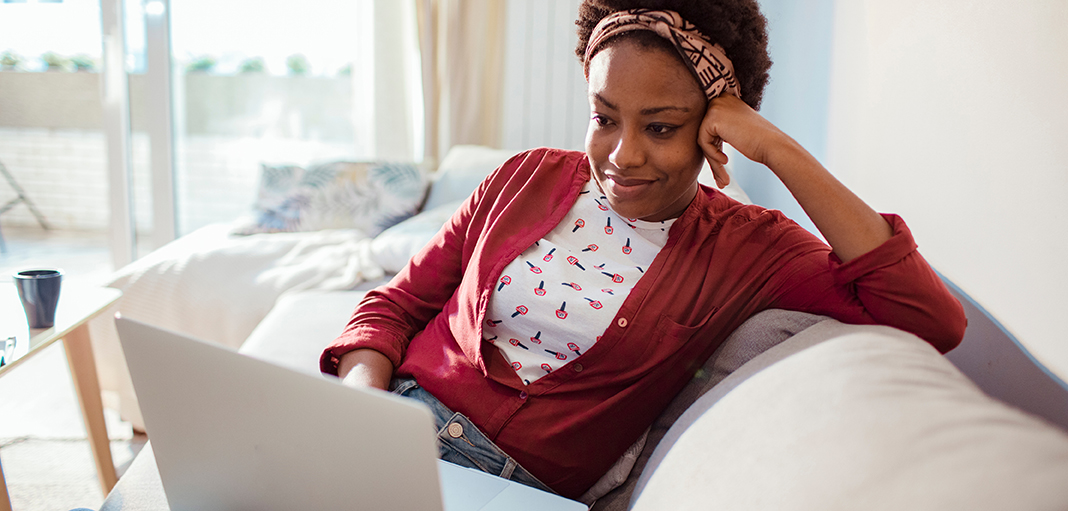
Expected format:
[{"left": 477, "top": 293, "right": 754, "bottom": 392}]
[{"left": 88, "top": 224, "right": 385, "bottom": 428}]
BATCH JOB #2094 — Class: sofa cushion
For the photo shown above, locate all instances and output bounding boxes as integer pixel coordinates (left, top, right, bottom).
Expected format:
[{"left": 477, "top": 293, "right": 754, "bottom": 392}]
[
  {"left": 422, "top": 145, "right": 516, "bottom": 212},
  {"left": 630, "top": 320, "right": 1068, "bottom": 511},
  {"left": 370, "top": 200, "right": 464, "bottom": 274},
  {"left": 238, "top": 288, "right": 381, "bottom": 375}
]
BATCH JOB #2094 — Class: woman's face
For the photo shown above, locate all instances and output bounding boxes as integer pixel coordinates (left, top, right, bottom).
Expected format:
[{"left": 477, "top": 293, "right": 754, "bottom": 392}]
[{"left": 584, "top": 39, "right": 707, "bottom": 222}]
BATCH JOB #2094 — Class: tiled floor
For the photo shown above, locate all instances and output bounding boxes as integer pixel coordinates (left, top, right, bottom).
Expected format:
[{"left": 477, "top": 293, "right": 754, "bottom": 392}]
[{"left": 1, "top": 225, "right": 144, "bottom": 511}]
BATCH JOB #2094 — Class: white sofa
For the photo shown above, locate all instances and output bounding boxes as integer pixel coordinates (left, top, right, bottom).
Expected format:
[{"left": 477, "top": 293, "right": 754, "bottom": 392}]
[
  {"left": 93, "top": 146, "right": 1068, "bottom": 509},
  {"left": 99, "top": 303, "right": 1068, "bottom": 510}
]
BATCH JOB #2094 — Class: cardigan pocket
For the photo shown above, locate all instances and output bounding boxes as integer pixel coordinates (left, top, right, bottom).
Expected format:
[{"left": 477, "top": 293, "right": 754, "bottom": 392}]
[{"left": 645, "top": 306, "right": 720, "bottom": 365}]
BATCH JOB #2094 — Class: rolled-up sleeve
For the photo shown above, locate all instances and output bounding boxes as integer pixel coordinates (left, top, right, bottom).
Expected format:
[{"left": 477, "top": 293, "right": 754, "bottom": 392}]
[
  {"left": 319, "top": 173, "right": 487, "bottom": 375},
  {"left": 769, "top": 214, "right": 966, "bottom": 353}
]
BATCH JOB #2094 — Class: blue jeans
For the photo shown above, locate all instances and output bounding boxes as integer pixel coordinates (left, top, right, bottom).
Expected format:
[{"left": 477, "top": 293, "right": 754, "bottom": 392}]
[{"left": 389, "top": 378, "right": 556, "bottom": 494}]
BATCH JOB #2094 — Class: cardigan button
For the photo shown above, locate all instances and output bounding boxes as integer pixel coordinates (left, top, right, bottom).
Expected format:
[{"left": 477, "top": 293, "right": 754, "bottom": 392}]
[
  {"left": 519, "top": 391, "right": 528, "bottom": 400},
  {"left": 617, "top": 317, "right": 628, "bottom": 328},
  {"left": 447, "top": 422, "right": 464, "bottom": 438},
  {"left": 573, "top": 363, "right": 584, "bottom": 373}
]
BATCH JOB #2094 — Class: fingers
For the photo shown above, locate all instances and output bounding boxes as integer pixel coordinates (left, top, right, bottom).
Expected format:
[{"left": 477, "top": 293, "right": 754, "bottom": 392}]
[
  {"left": 705, "top": 138, "right": 728, "bottom": 165},
  {"left": 705, "top": 155, "right": 731, "bottom": 189}
]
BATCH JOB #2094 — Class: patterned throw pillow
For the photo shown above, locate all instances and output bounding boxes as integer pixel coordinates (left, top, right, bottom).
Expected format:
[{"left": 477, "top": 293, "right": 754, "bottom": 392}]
[{"left": 232, "top": 161, "right": 427, "bottom": 236}]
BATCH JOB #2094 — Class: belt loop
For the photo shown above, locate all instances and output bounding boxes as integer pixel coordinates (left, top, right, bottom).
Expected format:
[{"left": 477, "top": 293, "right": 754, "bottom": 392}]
[{"left": 499, "top": 458, "right": 517, "bottom": 480}]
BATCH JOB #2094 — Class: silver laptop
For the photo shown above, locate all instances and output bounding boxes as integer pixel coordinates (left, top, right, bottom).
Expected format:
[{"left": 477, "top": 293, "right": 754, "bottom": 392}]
[{"left": 116, "top": 316, "right": 586, "bottom": 511}]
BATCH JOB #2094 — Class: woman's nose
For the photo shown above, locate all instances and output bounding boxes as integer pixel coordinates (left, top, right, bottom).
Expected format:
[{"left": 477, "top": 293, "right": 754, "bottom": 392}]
[{"left": 609, "top": 128, "right": 645, "bottom": 169}]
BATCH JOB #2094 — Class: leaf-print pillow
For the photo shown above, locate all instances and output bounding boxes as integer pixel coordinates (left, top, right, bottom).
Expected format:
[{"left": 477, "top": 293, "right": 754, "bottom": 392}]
[{"left": 232, "top": 161, "right": 427, "bottom": 236}]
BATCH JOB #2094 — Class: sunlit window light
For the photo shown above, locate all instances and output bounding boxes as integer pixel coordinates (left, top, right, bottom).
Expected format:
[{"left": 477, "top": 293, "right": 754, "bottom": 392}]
[{"left": 144, "top": 0, "right": 164, "bottom": 16}]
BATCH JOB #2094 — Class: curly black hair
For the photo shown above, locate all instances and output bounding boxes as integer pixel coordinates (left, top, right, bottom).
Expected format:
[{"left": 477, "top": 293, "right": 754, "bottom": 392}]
[{"left": 575, "top": 0, "right": 771, "bottom": 110}]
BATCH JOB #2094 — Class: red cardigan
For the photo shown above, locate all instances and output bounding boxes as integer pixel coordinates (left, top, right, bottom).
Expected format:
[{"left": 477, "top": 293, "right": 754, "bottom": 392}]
[{"left": 321, "top": 148, "right": 966, "bottom": 498}]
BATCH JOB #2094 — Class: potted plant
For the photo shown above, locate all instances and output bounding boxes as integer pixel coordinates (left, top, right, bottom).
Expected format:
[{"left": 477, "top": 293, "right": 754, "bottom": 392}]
[
  {"left": 1, "top": 50, "right": 23, "bottom": 71},
  {"left": 41, "top": 52, "right": 70, "bottom": 71},
  {"left": 186, "top": 55, "right": 216, "bottom": 73},
  {"left": 238, "top": 57, "right": 265, "bottom": 74},
  {"left": 70, "top": 54, "right": 96, "bottom": 72},
  {"left": 286, "top": 54, "right": 309, "bottom": 76}
]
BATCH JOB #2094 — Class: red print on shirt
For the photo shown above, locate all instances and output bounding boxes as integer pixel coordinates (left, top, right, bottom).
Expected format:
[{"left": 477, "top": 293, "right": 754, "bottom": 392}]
[
  {"left": 582, "top": 244, "right": 598, "bottom": 252},
  {"left": 512, "top": 361, "right": 522, "bottom": 370},
  {"left": 544, "top": 349, "right": 568, "bottom": 361},
  {"left": 585, "top": 297, "right": 603, "bottom": 309},
  {"left": 605, "top": 217, "right": 614, "bottom": 235},
  {"left": 561, "top": 282, "right": 582, "bottom": 291},
  {"left": 534, "top": 281, "right": 546, "bottom": 296},
  {"left": 541, "top": 363, "right": 553, "bottom": 374},
  {"left": 602, "top": 271, "right": 624, "bottom": 284},
  {"left": 573, "top": 219, "right": 585, "bottom": 232},
  {"left": 595, "top": 199, "right": 608, "bottom": 211},
  {"left": 512, "top": 305, "right": 528, "bottom": 317},
  {"left": 543, "top": 248, "right": 556, "bottom": 262},
  {"left": 566, "top": 256, "right": 585, "bottom": 271},
  {"left": 509, "top": 338, "right": 529, "bottom": 350},
  {"left": 622, "top": 238, "right": 632, "bottom": 255},
  {"left": 498, "top": 275, "right": 511, "bottom": 291},
  {"left": 567, "top": 342, "right": 583, "bottom": 356},
  {"left": 526, "top": 261, "right": 543, "bottom": 274},
  {"left": 530, "top": 331, "right": 543, "bottom": 344},
  {"left": 556, "top": 302, "right": 568, "bottom": 319}
]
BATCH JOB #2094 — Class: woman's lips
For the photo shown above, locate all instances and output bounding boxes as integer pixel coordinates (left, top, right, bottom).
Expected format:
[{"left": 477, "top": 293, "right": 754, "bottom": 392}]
[{"left": 605, "top": 173, "right": 654, "bottom": 200}]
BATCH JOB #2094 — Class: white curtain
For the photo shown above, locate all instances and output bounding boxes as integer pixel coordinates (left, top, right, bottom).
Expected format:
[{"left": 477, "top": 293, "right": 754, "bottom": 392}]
[
  {"left": 416, "top": 0, "right": 507, "bottom": 166},
  {"left": 353, "top": 0, "right": 507, "bottom": 165},
  {"left": 353, "top": 0, "right": 426, "bottom": 162}
]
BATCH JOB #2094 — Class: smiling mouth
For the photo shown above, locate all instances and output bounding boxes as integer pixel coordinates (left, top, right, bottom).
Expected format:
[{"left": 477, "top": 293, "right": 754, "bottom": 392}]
[
  {"left": 603, "top": 173, "right": 655, "bottom": 199},
  {"left": 608, "top": 175, "right": 653, "bottom": 187}
]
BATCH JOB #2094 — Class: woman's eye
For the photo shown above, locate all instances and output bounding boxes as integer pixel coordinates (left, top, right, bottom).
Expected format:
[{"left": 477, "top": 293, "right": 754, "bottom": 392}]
[
  {"left": 591, "top": 115, "right": 612, "bottom": 127},
  {"left": 648, "top": 124, "right": 676, "bottom": 135}
]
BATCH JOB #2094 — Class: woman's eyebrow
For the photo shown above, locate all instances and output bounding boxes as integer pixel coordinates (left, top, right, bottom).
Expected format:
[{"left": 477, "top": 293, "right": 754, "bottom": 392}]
[
  {"left": 640, "top": 105, "right": 692, "bottom": 115},
  {"left": 591, "top": 93, "right": 617, "bottom": 110},
  {"left": 590, "top": 93, "right": 691, "bottom": 115}
]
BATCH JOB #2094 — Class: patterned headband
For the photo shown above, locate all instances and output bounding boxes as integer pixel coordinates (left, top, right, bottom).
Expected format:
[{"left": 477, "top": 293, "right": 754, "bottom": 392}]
[{"left": 583, "top": 9, "right": 741, "bottom": 101}]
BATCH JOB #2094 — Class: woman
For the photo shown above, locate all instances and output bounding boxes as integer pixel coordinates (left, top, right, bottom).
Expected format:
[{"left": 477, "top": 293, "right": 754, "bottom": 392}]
[{"left": 320, "top": 0, "right": 966, "bottom": 500}]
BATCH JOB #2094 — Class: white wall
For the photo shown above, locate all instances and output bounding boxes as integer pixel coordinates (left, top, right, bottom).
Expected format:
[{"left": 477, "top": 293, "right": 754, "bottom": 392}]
[
  {"left": 731, "top": 0, "right": 835, "bottom": 236},
  {"left": 827, "top": 1, "right": 1068, "bottom": 378}
]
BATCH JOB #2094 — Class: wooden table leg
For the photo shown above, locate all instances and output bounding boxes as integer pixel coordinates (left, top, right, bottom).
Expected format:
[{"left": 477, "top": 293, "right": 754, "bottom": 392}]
[
  {"left": 0, "top": 457, "right": 13, "bottom": 511},
  {"left": 63, "top": 324, "right": 119, "bottom": 495}
]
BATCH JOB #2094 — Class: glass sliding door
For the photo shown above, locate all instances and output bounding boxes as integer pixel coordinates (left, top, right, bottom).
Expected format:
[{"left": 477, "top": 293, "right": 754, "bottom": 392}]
[
  {"left": 165, "top": 0, "right": 376, "bottom": 236},
  {"left": 0, "top": 0, "right": 118, "bottom": 274}
]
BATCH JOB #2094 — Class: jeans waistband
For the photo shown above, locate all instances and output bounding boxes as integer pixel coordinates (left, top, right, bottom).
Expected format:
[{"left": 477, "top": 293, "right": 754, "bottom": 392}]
[{"left": 388, "top": 377, "right": 555, "bottom": 494}]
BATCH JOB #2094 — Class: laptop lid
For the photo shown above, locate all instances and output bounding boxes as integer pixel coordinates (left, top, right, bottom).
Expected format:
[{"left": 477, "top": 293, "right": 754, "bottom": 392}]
[
  {"left": 116, "top": 316, "right": 586, "bottom": 511},
  {"left": 117, "top": 315, "right": 445, "bottom": 511}
]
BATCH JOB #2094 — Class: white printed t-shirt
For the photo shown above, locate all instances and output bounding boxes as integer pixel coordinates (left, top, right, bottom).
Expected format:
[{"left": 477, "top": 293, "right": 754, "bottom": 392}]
[{"left": 484, "top": 179, "right": 674, "bottom": 384}]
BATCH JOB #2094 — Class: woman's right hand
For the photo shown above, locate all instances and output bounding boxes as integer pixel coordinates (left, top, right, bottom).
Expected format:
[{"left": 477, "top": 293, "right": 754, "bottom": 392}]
[{"left": 337, "top": 349, "right": 394, "bottom": 391}]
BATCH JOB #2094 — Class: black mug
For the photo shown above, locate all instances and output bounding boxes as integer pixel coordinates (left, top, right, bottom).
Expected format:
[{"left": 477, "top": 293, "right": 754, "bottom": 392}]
[{"left": 14, "top": 269, "right": 63, "bottom": 329}]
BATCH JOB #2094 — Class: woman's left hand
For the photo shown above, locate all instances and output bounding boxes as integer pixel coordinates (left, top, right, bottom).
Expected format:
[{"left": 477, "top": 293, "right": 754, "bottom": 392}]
[
  {"left": 697, "top": 94, "right": 893, "bottom": 262},
  {"left": 697, "top": 94, "right": 791, "bottom": 189}
]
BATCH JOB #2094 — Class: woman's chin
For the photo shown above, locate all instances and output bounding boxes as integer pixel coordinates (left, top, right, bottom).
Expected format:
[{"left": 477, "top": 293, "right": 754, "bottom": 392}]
[{"left": 603, "top": 200, "right": 651, "bottom": 222}]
